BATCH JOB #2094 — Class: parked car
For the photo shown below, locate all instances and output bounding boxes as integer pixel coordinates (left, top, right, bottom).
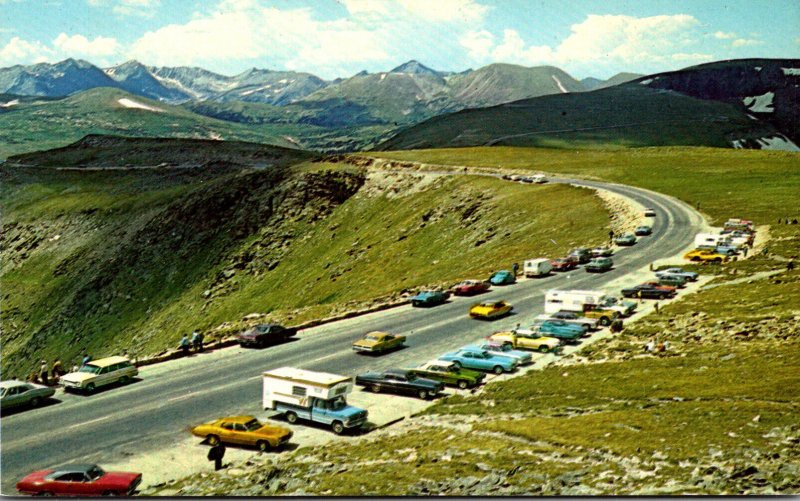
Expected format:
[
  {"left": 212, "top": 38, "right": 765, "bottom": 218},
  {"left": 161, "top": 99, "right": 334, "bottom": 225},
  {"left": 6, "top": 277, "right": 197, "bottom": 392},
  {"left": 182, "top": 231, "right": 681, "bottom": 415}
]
[
  {"left": 0, "top": 380, "right": 56, "bottom": 411},
  {"left": 488, "top": 330, "right": 561, "bottom": 353},
  {"left": 582, "top": 308, "right": 620, "bottom": 326},
  {"left": 591, "top": 246, "right": 614, "bottom": 257},
  {"left": 355, "top": 369, "right": 443, "bottom": 399},
  {"left": 16, "top": 464, "right": 142, "bottom": 497},
  {"left": 489, "top": 270, "right": 516, "bottom": 285},
  {"left": 352, "top": 331, "right": 406, "bottom": 354},
  {"left": 550, "top": 257, "right": 578, "bottom": 272},
  {"left": 469, "top": 300, "right": 513, "bottom": 319},
  {"left": 407, "top": 361, "right": 485, "bottom": 389},
  {"left": 452, "top": 279, "right": 490, "bottom": 296},
  {"left": 535, "top": 311, "right": 599, "bottom": 331},
  {"left": 238, "top": 323, "right": 297, "bottom": 348},
  {"left": 621, "top": 284, "right": 675, "bottom": 299},
  {"left": 655, "top": 268, "right": 699, "bottom": 281},
  {"left": 643, "top": 208, "right": 656, "bottom": 217},
  {"left": 597, "top": 296, "right": 638, "bottom": 317},
  {"left": 439, "top": 348, "right": 518, "bottom": 374},
  {"left": 568, "top": 248, "right": 592, "bottom": 264},
  {"left": 410, "top": 290, "right": 450, "bottom": 307},
  {"left": 614, "top": 233, "right": 637, "bottom": 246},
  {"left": 656, "top": 274, "right": 687, "bottom": 288},
  {"left": 640, "top": 281, "right": 678, "bottom": 293},
  {"left": 536, "top": 320, "right": 588, "bottom": 341},
  {"left": 683, "top": 249, "right": 728, "bottom": 263},
  {"left": 60, "top": 356, "right": 137, "bottom": 394},
  {"left": 190, "top": 416, "right": 292, "bottom": 452},
  {"left": 635, "top": 225, "right": 653, "bottom": 236},
  {"left": 463, "top": 342, "right": 533, "bottom": 365},
  {"left": 585, "top": 257, "right": 613, "bottom": 273}
]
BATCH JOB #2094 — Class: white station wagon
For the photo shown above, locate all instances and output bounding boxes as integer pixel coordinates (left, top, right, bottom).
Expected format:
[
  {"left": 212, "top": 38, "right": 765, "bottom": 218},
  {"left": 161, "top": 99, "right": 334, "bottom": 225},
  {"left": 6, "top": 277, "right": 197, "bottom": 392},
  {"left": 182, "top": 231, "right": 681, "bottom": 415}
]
[{"left": 61, "top": 356, "right": 138, "bottom": 393}]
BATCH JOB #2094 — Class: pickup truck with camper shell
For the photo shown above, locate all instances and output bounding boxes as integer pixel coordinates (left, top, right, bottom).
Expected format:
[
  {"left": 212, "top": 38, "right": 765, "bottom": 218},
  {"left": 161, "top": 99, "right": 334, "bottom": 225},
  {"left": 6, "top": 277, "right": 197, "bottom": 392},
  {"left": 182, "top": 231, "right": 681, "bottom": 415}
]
[
  {"left": 544, "top": 289, "right": 619, "bottom": 325},
  {"left": 262, "top": 367, "right": 368, "bottom": 434}
]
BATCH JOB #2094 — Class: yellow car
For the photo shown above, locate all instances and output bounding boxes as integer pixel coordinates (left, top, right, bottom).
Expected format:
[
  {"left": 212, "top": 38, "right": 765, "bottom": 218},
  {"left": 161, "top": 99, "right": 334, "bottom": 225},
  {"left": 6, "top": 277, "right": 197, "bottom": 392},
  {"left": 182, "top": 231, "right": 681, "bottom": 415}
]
[
  {"left": 352, "top": 331, "right": 406, "bottom": 354},
  {"left": 469, "top": 300, "right": 513, "bottom": 319},
  {"left": 190, "top": 415, "right": 293, "bottom": 452},
  {"left": 488, "top": 330, "right": 561, "bottom": 353},
  {"left": 683, "top": 249, "right": 729, "bottom": 263}
]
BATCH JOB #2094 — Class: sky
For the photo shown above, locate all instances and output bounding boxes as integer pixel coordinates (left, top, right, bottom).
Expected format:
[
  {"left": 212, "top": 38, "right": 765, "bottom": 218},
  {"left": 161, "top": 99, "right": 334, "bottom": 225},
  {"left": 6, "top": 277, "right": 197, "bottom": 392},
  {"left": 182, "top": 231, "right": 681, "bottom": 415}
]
[{"left": 1, "top": 0, "right": 798, "bottom": 80}]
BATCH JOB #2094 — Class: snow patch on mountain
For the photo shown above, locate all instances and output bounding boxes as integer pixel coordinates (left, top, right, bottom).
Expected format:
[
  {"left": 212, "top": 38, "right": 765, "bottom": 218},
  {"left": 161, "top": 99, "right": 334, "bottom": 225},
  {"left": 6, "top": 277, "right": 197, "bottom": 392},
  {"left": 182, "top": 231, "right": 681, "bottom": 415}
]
[
  {"left": 240, "top": 85, "right": 273, "bottom": 96},
  {"left": 640, "top": 78, "right": 653, "bottom": 85},
  {"left": 757, "top": 134, "right": 799, "bottom": 151},
  {"left": 743, "top": 92, "right": 774, "bottom": 113},
  {"left": 551, "top": 75, "right": 568, "bottom": 93},
  {"left": 117, "top": 98, "right": 164, "bottom": 112},
  {"left": 1, "top": 99, "right": 19, "bottom": 107},
  {"left": 782, "top": 67, "right": 800, "bottom": 75},
  {"left": 151, "top": 74, "right": 203, "bottom": 99}
]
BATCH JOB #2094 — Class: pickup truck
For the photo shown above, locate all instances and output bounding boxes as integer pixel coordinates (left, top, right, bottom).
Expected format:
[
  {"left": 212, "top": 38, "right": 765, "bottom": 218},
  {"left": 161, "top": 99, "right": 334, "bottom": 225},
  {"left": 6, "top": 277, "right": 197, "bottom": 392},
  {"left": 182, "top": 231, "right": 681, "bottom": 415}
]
[{"left": 581, "top": 308, "right": 620, "bottom": 326}]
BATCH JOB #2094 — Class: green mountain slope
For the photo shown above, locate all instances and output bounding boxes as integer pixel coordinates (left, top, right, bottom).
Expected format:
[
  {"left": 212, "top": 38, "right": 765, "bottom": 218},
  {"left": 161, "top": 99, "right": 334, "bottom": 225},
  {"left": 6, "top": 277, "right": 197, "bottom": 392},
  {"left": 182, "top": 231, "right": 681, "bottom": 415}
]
[
  {"left": 0, "top": 87, "right": 306, "bottom": 159},
  {"left": 376, "top": 86, "right": 779, "bottom": 150}
]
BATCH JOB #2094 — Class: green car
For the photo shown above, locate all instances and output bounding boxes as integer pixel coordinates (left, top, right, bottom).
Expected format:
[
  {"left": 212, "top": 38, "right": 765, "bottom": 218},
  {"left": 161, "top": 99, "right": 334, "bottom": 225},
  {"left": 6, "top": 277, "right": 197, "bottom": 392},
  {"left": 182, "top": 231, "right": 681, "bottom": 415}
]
[
  {"left": 615, "top": 233, "right": 637, "bottom": 246},
  {"left": 657, "top": 275, "right": 687, "bottom": 288},
  {"left": 407, "top": 360, "right": 485, "bottom": 389},
  {"left": 585, "top": 257, "right": 613, "bottom": 273}
]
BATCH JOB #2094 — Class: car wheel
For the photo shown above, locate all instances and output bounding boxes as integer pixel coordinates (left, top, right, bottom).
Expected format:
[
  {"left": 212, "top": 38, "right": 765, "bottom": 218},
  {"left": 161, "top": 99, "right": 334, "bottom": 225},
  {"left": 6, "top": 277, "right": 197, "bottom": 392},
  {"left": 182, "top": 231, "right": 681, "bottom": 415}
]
[
  {"left": 119, "top": 376, "right": 130, "bottom": 385},
  {"left": 493, "top": 365, "right": 505, "bottom": 375},
  {"left": 207, "top": 434, "right": 220, "bottom": 446},
  {"left": 102, "top": 491, "right": 120, "bottom": 496},
  {"left": 38, "top": 492, "right": 54, "bottom": 497},
  {"left": 29, "top": 397, "right": 41, "bottom": 408},
  {"left": 370, "top": 385, "right": 381, "bottom": 393},
  {"left": 451, "top": 361, "right": 462, "bottom": 369},
  {"left": 85, "top": 383, "right": 96, "bottom": 393},
  {"left": 457, "top": 380, "right": 469, "bottom": 390},
  {"left": 285, "top": 412, "right": 298, "bottom": 424},
  {"left": 538, "top": 345, "right": 550, "bottom": 353},
  {"left": 713, "top": 258, "right": 722, "bottom": 263},
  {"left": 599, "top": 317, "right": 611, "bottom": 327},
  {"left": 331, "top": 421, "right": 345, "bottom": 435},
  {"left": 412, "top": 300, "right": 420, "bottom": 307},
  {"left": 257, "top": 440, "right": 271, "bottom": 453},
  {"left": 417, "top": 389, "right": 428, "bottom": 399}
]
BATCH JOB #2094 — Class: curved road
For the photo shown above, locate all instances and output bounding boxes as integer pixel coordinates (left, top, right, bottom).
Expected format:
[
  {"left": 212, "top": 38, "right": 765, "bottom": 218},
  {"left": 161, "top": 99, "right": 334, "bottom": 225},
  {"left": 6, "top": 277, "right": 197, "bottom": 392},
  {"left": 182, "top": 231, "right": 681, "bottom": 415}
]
[{"left": 0, "top": 175, "right": 705, "bottom": 493}]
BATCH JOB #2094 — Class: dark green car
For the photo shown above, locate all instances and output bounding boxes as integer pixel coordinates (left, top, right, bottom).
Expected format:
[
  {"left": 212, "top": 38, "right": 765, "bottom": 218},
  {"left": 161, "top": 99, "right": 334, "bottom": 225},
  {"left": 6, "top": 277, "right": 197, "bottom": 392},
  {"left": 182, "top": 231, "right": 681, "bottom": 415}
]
[
  {"left": 407, "top": 361, "right": 485, "bottom": 389},
  {"left": 657, "top": 275, "right": 687, "bottom": 288}
]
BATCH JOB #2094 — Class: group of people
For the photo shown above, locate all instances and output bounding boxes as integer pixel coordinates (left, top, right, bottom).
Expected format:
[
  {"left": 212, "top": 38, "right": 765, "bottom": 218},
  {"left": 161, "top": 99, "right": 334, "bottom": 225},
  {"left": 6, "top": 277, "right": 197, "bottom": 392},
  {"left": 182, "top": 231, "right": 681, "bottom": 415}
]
[
  {"left": 26, "top": 353, "right": 92, "bottom": 386},
  {"left": 644, "top": 338, "right": 669, "bottom": 354},
  {"left": 179, "top": 331, "right": 205, "bottom": 356}
]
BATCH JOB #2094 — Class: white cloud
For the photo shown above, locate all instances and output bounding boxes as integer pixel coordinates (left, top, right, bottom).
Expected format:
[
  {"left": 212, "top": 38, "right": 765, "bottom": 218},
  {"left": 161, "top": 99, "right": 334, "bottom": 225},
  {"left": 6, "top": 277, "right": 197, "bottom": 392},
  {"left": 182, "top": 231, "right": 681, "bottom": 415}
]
[
  {"left": 0, "top": 37, "right": 51, "bottom": 65},
  {"left": 714, "top": 31, "right": 736, "bottom": 39},
  {"left": 53, "top": 33, "right": 120, "bottom": 57},
  {"left": 87, "top": 0, "right": 159, "bottom": 17},
  {"left": 396, "top": 0, "right": 488, "bottom": 23},
  {"left": 732, "top": 38, "right": 763, "bottom": 47},
  {"left": 460, "top": 30, "right": 494, "bottom": 59}
]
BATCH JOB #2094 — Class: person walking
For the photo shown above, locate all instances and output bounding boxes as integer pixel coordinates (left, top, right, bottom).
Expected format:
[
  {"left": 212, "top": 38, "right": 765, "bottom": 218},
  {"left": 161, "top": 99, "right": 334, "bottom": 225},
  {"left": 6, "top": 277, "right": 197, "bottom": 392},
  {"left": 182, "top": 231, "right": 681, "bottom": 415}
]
[
  {"left": 179, "top": 335, "right": 191, "bottom": 356},
  {"left": 654, "top": 301, "right": 660, "bottom": 315},
  {"left": 512, "top": 262, "right": 519, "bottom": 277},
  {"left": 39, "top": 360, "right": 49, "bottom": 386},
  {"left": 191, "top": 331, "right": 204, "bottom": 353},
  {"left": 51, "top": 359, "right": 64, "bottom": 382},
  {"left": 208, "top": 442, "right": 226, "bottom": 471},
  {"left": 742, "top": 246, "right": 748, "bottom": 258},
  {"left": 608, "top": 230, "right": 615, "bottom": 243}
]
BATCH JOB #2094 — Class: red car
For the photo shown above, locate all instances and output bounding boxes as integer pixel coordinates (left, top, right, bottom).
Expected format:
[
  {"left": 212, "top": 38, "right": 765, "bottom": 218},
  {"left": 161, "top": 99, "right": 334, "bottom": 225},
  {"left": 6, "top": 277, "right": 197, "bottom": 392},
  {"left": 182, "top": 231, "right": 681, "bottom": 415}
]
[
  {"left": 550, "top": 258, "right": 578, "bottom": 272},
  {"left": 640, "top": 281, "right": 677, "bottom": 293},
  {"left": 17, "top": 464, "right": 142, "bottom": 497},
  {"left": 452, "top": 280, "right": 490, "bottom": 296}
]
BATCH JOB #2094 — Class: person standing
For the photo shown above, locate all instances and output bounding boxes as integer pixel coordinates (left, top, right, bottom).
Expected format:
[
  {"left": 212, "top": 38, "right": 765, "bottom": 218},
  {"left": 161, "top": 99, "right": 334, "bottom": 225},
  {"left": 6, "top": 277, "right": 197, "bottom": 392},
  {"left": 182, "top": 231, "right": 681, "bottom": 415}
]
[
  {"left": 179, "top": 335, "right": 191, "bottom": 356},
  {"left": 191, "top": 331, "right": 204, "bottom": 353},
  {"left": 39, "top": 360, "right": 49, "bottom": 386},
  {"left": 51, "top": 359, "right": 64, "bottom": 382},
  {"left": 81, "top": 353, "right": 91, "bottom": 366},
  {"left": 654, "top": 301, "right": 660, "bottom": 314},
  {"left": 742, "top": 246, "right": 748, "bottom": 258},
  {"left": 608, "top": 230, "right": 615, "bottom": 243},
  {"left": 512, "top": 262, "right": 519, "bottom": 277},
  {"left": 208, "top": 442, "right": 226, "bottom": 471}
]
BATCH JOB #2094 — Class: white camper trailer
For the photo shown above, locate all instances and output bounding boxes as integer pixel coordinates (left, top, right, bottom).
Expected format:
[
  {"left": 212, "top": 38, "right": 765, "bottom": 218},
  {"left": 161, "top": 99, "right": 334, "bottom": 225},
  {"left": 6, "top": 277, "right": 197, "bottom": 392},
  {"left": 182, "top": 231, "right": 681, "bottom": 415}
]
[
  {"left": 524, "top": 258, "right": 553, "bottom": 278},
  {"left": 694, "top": 233, "right": 726, "bottom": 248},
  {"left": 544, "top": 289, "right": 605, "bottom": 314}
]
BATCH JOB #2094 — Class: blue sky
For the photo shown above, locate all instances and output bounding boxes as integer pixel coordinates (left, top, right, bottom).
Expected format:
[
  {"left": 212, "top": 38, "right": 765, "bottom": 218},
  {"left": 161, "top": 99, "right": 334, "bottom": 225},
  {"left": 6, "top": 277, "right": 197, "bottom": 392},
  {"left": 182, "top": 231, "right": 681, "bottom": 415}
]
[{"left": 1, "top": 0, "right": 798, "bottom": 79}]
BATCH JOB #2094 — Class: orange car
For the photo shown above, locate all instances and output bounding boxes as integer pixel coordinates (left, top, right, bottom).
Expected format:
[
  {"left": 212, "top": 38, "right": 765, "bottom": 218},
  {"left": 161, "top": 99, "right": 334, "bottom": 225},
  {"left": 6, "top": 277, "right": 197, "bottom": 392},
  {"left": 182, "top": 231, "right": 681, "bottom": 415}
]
[{"left": 190, "top": 415, "right": 292, "bottom": 452}]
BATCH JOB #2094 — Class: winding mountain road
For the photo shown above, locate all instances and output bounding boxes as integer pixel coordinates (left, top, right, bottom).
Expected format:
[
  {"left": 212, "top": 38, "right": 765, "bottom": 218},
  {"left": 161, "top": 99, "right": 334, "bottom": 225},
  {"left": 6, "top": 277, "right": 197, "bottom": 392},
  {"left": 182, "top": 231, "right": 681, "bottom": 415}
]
[{"left": 0, "top": 175, "right": 706, "bottom": 493}]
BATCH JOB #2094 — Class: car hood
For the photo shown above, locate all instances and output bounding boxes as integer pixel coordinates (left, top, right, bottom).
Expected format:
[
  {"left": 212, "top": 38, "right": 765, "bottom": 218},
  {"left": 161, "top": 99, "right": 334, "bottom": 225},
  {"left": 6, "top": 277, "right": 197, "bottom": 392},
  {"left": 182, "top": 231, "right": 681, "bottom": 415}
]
[
  {"left": 411, "top": 292, "right": 437, "bottom": 300},
  {"left": 60, "top": 372, "right": 95, "bottom": 383}
]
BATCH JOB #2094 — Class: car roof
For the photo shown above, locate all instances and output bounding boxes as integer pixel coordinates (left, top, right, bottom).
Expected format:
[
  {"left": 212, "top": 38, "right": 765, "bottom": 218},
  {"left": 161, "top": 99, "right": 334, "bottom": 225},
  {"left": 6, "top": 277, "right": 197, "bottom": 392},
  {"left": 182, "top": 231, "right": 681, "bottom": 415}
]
[
  {"left": 84, "top": 356, "right": 130, "bottom": 368},
  {"left": 385, "top": 368, "right": 410, "bottom": 377},
  {"left": 365, "top": 331, "right": 390, "bottom": 337},
  {"left": 0, "top": 380, "right": 30, "bottom": 389},
  {"left": 50, "top": 464, "right": 100, "bottom": 475},
  {"left": 216, "top": 415, "right": 257, "bottom": 423}
]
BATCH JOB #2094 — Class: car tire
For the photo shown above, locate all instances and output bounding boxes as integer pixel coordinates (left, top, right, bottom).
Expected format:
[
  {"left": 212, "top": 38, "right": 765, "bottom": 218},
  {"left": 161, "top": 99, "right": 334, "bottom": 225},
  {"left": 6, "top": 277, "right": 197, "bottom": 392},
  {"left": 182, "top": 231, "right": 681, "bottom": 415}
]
[
  {"left": 412, "top": 300, "right": 420, "bottom": 307},
  {"left": 538, "top": 346, "right": 550, "bottom": 353},
  {"left": 119, "top": 376, "right": 130, "bottom": 385},
  {"left": 493, "top": 365, "right": 505, "bottom": 375},
  {"left": 207, "top": 434, "right": 220, "bottom": 446},
  {"left": 417, "top": 389, "right": 428, "bottom": 399},
  {"left": 286, "top": 412, "right": 298, "bottom": 424},
  {"left": 457, "top": 380, "right": 469, "bottom": 390},
  {"left": 102, "top": 491, "right": 119, "bottom": 496},
  {"left": 29, "top": 397, "right": 41, "bottom": 408},
  {"left": 85, "top": 383, "right": 96, "bottom": 393},
  {"left": 451, "top": 361, "right": 462, "bottom": 369},
  {"left": 257, "top": 440, "right": 271, "bottom": 452},
  {"left": 38, "top": 492, "right": 54, "bottom": 496},
  {"left": 331, "top": 421, "right": 345, "bottom": 434},
  {"left": 599, "top": 317, "right": 611, "bottom": 327},
  {"left": 370, "top": 385, "right": 381, "bottom": 393}
]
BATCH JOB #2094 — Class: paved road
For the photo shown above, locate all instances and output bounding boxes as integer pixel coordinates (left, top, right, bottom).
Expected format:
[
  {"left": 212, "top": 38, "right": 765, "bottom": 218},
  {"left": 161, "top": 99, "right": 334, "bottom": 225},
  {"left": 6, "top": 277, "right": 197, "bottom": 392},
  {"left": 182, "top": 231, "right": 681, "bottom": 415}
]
[{"left": 0, "top": 176, "right": 705, "bottom": 493}]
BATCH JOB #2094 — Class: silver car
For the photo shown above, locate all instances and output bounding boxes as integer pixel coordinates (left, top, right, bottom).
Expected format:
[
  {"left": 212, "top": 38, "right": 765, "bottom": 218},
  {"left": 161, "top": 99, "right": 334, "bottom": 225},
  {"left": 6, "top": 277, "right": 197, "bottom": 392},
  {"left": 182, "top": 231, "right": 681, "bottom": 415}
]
[{"left": 0, "top": 380, "right": 56, "bottom": 410}]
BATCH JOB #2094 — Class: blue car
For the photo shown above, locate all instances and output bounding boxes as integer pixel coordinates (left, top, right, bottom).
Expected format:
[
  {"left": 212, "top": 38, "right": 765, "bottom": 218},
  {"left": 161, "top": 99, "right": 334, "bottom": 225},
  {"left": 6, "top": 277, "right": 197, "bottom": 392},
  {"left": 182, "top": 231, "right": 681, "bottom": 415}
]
[
  {"left": 463, "top": 343, "right": 533, "bottom": 365},
  {"left": 536, "top": 320, "right": 586, "bottom": 342},
  {"left": 439, "top": 349, "right": 518, "bottom": 374},
  {"left": 489, "top": 270, "right": 516, "bottom": 285},
  {"left": 410, "top": 290, "right": 450, "bottom": 307}
]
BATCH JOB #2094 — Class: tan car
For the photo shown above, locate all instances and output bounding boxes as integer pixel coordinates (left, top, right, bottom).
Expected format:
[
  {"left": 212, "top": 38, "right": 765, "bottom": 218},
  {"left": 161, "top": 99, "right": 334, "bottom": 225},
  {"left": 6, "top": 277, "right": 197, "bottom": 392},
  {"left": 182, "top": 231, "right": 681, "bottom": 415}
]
[
  {"left": 488, "top": 330, "right": 561, "bottom": 353},
  {"left": 352, "top": 331, "right": 406, "bottom": 354},
  {"left": 60, "top": 356, "right": 138, "bottom": 393}
]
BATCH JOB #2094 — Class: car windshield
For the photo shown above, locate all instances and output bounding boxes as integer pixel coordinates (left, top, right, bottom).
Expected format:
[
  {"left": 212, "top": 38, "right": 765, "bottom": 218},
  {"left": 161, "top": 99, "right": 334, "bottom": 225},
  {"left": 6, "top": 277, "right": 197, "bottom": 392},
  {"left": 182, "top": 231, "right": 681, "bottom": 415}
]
[
  {"left": 0, "top": 388, "right": 6, "bottom": 397},
  {"left": 87, "top": 466, "right": 105, "bottom": 481},
  {"left": 244, "top": 419, "right": 263, "bottom": 431},
  {"left": 329, "top": 396, "right": 346, "bottom": 410},
  {"left": 79, "top": 365, "right": 102, "bottom": 374},
  {"left": 490, "top": 344, "right": 510, "bottom": 351},
  {"left": 256, "top": 325, "right": 270, "bottom": 333}
]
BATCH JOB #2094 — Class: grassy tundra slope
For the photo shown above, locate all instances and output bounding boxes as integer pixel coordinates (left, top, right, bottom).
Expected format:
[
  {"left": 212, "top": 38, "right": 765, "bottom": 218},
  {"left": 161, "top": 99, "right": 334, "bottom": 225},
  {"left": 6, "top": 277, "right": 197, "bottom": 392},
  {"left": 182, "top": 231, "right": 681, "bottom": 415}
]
[
  {"left": 0, "top": 142, "right": 609, "bottom": 375},
  {"left": 158, "top": 146, "right": 800, "bottom": 496}
]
